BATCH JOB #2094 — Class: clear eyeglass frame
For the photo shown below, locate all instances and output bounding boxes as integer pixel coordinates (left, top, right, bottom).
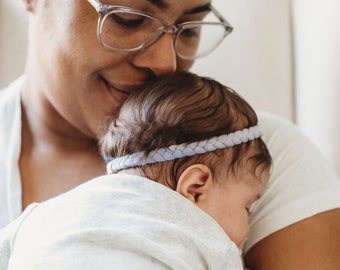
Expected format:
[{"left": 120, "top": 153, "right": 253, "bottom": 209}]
[{"left": 86, "top": 0, "right": 233, "bottom": 60}]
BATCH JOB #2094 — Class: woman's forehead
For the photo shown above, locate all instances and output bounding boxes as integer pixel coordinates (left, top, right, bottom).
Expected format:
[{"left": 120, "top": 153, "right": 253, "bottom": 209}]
[
  {"left": 113, "top": 0, "right": 212, "bottom": 12},
  {"left": 146, "top": 0, "right": 211, "bottom": 9}
]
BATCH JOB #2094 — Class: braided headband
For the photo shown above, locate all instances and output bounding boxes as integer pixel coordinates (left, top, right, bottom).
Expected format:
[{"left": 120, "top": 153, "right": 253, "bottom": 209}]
[{"left": 105, "top": 125, "right": 262, "bottom": 174}]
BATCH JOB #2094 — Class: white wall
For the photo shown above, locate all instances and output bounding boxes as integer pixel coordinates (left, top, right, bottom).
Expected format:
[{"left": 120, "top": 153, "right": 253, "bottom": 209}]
[
  {"left": 293, "top": 0, "right": 340, "bottom": 175},
  {"left": 192, "top": 0, "right": 295, "bottom": 121},
  {"left": 0, "top": 0, "right": 27, "bottom": 88},
  {"left": 192, "top": 0, "right": 339, "bottom": 175}
]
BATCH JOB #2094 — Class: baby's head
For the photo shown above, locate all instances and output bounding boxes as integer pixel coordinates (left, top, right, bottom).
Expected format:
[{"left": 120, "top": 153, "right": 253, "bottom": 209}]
[{"left": 100, "top": 71, "right": 271, "bottom": 246}]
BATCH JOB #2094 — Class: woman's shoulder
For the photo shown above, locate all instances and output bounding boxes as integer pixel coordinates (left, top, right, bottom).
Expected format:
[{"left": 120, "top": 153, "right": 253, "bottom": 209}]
[
  {"left": 0, "top": 76, "right": 24, "bottom": 112},
  {"left": 245, "top": 110, "right": 340, "bottom": 253},
  {"left": 256, "top": 110, "right": 314, "bottom": 153},
  {"left": 256, "top": 110, "right": 339, "bottom": 182},
  {"left": 257, "top": 110, "right": 296, "bottom": 134}
]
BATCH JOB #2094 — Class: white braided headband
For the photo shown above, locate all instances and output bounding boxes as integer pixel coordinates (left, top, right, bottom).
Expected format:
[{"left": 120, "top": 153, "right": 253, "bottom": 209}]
[{"left": 105, "top": 125, "right": 262, "bottom": 174}]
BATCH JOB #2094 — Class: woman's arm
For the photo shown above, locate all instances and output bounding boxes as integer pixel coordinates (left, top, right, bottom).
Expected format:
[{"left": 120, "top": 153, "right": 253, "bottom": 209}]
[
  {"left": 243, "top": 112, "right": 340, "bottom": 269},
  {"left": 245, "top": 208, "right": 340, "bottom": 269}
]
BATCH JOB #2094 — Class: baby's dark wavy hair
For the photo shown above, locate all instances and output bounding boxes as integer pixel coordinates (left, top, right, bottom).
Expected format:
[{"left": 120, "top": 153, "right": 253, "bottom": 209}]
[{"left": 100, "top": 71, "right": 271, "bottom": 189}]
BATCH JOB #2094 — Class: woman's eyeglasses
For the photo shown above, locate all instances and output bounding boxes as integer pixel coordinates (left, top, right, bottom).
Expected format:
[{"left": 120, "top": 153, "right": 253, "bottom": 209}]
[{"left": 86, "top": 0, "right": 233, "bottom": 60}]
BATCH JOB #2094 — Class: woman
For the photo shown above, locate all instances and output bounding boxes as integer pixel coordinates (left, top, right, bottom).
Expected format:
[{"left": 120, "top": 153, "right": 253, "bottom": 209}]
[{"left": 0, "top": 0, "right": 339, "bottom": 269}]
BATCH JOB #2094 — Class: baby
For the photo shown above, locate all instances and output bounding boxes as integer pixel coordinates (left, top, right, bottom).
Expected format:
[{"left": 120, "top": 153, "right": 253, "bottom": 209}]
[{"left": 0, "top": 72, "right": 271, "bottom": 270}]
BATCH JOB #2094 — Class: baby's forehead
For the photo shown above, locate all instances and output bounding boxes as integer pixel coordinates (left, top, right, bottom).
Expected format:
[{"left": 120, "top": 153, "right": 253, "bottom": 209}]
[
  {"left": 248, "top": 164, "right": 270, "bottom": 187},
  {"left": 233, "top": 160, "right": 270, "bottom": 187},
  {"left": 239, "top": 173, "right": 268, "bottom": 198}
]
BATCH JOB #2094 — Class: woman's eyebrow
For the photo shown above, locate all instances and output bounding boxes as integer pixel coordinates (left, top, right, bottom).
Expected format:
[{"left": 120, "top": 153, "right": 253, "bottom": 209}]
[
  {"left": 146, "top": 0, "right": 211, "bottom": 14},
  {"left": 187, "top": 3, "right": 211, "bottom": 14},
  {"left": 147, "top": 0, "right": 168, "bottom": 10}
]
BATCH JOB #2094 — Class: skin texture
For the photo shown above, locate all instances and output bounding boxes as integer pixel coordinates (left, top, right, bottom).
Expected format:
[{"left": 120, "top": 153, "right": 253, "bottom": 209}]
[
  {"left": 175, "top": 163, "right": 269, "bottom": 247},
  {"left": 244, "top": 209, "right": 340, "bottom": 269},
  {"left": 20, "top": 0, "right": 198, "bottom": 207},
  {"left": 18, "top": 0, "right": 340, "bottom": 269}
]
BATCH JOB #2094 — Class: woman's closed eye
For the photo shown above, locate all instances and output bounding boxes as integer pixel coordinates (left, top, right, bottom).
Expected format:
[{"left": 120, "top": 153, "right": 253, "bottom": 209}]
[
  {"left": 109, "top": 13, "right": 145, "bottom": 28},
  {"left": 180, "top": 26, "right": 200, "bottom": 38}
]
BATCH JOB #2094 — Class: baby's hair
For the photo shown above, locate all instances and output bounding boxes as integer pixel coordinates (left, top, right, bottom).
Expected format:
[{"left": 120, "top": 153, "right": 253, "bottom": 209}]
[{"left": 100, "top": 72, "right": 271, "bottom": 189}]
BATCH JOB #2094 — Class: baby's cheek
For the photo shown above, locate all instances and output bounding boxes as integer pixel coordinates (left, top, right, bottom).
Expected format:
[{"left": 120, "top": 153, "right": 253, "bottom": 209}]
[{"left": 234, "top": 217, "right": 250, "bottom": 246}]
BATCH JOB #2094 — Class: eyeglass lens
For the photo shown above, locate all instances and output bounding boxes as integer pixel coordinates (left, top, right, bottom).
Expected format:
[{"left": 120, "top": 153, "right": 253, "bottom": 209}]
[{"left": 99, "top": 10, "right": 229, "bottom": 59}]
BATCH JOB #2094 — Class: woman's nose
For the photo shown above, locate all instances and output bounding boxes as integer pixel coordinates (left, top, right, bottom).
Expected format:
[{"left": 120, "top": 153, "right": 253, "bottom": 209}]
[{"left": 132, "top": 34, "right": 177, "bottom": 76}]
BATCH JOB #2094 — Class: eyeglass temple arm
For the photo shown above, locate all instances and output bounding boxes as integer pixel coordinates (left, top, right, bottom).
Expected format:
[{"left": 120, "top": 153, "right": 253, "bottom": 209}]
[
  {"left": 210, "top": 5, "right": 233, "bottom": 29},
  {"left": 87, "top": 0, "right": 101, "bottom": 11}
]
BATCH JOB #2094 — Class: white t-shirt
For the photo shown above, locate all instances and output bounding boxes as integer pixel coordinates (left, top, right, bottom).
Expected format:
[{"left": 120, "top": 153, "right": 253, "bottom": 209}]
[
  {"left": 0, "top": 77, "right": 22, "bottom": 228},
  {"left": 1, "top": 76, "right": 340, "bottom": 254},
  {"left": 0, "top": 174, "right": 243, "bottom": 270}
]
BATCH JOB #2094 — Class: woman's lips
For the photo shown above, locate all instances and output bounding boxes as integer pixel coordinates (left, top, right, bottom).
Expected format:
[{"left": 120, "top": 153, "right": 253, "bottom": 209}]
[{"left": 102, "top": 78, "right": 132, "bottom": 104}]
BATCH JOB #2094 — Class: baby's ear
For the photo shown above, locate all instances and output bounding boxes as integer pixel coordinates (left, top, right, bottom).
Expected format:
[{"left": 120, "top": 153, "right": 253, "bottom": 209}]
[{"left": 176, "top": 164, "right": 213, "bottom": 203}]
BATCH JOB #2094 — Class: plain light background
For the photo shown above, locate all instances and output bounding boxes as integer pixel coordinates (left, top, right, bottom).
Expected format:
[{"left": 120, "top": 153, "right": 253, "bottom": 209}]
[
  {"left": 0, "top": 0, "right": 27, "bottom": 87},
  {"left": 1, "top": 0, "right": 339, "bottom": 175},
  {"left": 192, "top": 0, "right": 340, "bottom": 175},
  {"left": 192, "top": 0, "right": 295, "bottom": 121}
]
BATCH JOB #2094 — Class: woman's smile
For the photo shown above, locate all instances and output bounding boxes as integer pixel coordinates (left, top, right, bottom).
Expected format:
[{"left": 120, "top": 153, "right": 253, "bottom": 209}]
[{"left": 101, "top": 76, "right": 133, "bottom": 105}]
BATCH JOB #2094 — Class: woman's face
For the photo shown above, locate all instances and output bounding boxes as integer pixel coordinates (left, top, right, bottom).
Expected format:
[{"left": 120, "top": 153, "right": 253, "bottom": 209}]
[{"left": 25, "top": 0, "right": 211, "bottom": 139}]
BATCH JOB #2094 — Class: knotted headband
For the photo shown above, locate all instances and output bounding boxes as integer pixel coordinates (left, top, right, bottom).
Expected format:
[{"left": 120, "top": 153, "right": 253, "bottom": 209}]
[{"left": 105, "top": 125, "right": 262, "bottom": 174}]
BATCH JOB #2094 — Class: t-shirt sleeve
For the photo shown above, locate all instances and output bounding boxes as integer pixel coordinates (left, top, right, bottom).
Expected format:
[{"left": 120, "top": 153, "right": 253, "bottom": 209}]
[
  {"left": 243, "top": 111, "right": 340, "bottom": 253},
  {"left": 0, "top": 203, "right": 39, "bottom": 270}
]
